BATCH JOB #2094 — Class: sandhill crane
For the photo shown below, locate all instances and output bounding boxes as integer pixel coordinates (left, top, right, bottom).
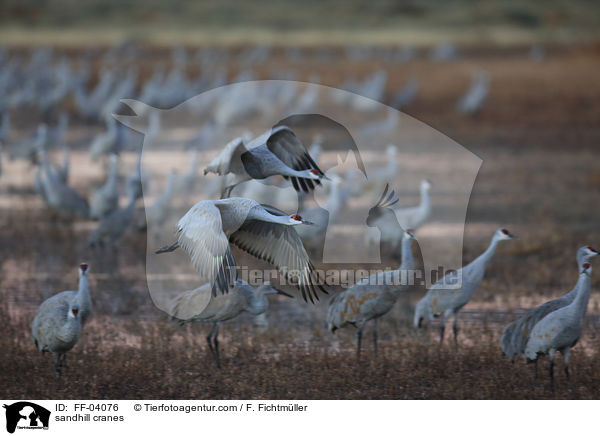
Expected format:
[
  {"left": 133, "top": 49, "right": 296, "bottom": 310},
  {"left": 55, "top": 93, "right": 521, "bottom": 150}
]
[
  {"left": 525, "top": 263, "right": 593, "bottom": 387},
  {"left": 296, "top": 173, "right": 349, "bottom": 256},
  {"left": 170, "top": 279, "right": 293, "bottom": 368},
  {"left": 46, "top": 113, "right": 69, "bottom": 148},
  {"left": 358, "top": 110, "right": 399, "bottom": 142},
  {"left": 395, "top": 179, "right": 432, "bottom": 230},
  {"left": 142, "top": 169, "right": 177, "bottom": 231},
  {"left": 327, "top": 229, "right": 416, "bottom": 357},
  {"left": 90, "top": 117, "right": 124, "bottom": 161},
  {"left": 155, "top": 197, "right": 326, "bottom": 302},
  {"left": 430, "top": 41, "right": 458, "bottom": 62},
  {"left": 31, "top": 263, "right": 91, "bottom": 377},
  {"left": 0, "top": 112, "right": 10, "bottom": 145},
  {"left": 126, "top": 147, "right": 144, "bottom": 202},
  {"left": 204, "top": 126, "right": 326, "bottom": 198},
  {"left": 90, "top": 153, "right": 119, "bottom": 219},
  {"left": 88, "top": 187, "right": 137, "bottom": 247},
  {"left": 414, "top": 228, "right": 518, "bottom": 344},
  {"left": 501, "top": 246, "right": 598, "bottom": 362},
  {"left": 456, "top": 69, "right": 490, "bottom": 115},
  {"left": 9, "top": 123, "right": 46, "bottom": 163},
  {"left": 0, "top": 112, "right": 8, "bottom": 176},
  {"left": 360, "top": 144, "right": 398, "bottom": 195},
  {"left": 175, "top": 149, "right": 200, "bottom": 195},
  {"left": 391, "top": 76, "right": 419, "bottom": 110},
  {"left": 365, "top": 184, "right": 402, "bottom": 261},
  {"left": 55, "top": 145, "right": 70, "bottom": 184},
  {"left": 37, "top": 146, "right": 89, "bottom": 219}
]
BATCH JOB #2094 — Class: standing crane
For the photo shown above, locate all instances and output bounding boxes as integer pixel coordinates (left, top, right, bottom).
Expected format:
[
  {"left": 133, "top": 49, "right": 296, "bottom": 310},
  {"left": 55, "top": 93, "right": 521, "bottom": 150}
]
[
  {"left": 90, "top": 153, "right": 119, "bottom": 219},
  {"left": 365, "top": 180, "right": 431, "bottom": 260},
  {"left": 88, "top": 187, "right": 137, "bottom": 247},
  {"left": 395, "top": 179, "right": 432, "bottom": 231},
  {"left": 501, "top": 246, "right": 598, "bottom": 361},
  {"left": 37, "top": 146, "right": 89, "bottom": 219},
  {"left": 414, "top": 228, "right": 518, "bottom": 344},
  {"left": 525, "top": 263, "right": 593, "bottom": 388},
  {"left": 155, "top": 197, "right": 326, "bottom": 302},
  {"left": 31, "top": 263, "right": 91, "bottom": 377},
  {"left": 203, "top": 126, "right": 326, "bottom": 198},
  {"left": 170, "top": 279, "right": 293, "bottom": 368},
  {"left": 327, "top": 228, "right": 416, "bottom": 357}
]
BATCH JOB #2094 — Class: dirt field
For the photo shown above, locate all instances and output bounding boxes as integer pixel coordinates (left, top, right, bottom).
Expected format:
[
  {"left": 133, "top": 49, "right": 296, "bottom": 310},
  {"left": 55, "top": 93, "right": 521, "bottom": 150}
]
[{"left": 1, "top": 43, "right": 600, "bottom": 399}]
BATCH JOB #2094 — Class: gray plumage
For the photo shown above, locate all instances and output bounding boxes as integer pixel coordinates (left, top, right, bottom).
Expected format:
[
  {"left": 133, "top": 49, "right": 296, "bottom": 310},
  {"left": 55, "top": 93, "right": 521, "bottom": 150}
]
[
  {"left": 524, "top": 263, "right": 593, "bottom": 386},
  {"left": 90, "top": 117, "right": 124, "bottom": 161},
  {"left": 38, "top": 146, "right": 89, "bottom": 219},
  {"left": 327, "top": 229, "right": 416, "bottom": 357},
  {"left": 90, "top": 153, "right": 119, "bottom": 219},
  {"left": 204, "top": 126, "right": 326, "bottom": 198},
  {"left": 31, "top": 263, "right": 91, "bottom": 377},
  {"left": 169, "top": 279, "right": 292, "bottom": 368},
  {"left": 155, "top": 197, "right": 326, "bottom": 302},
  {"left": 88, "top": 189, "right": 137, "bottom": 247},
  {"left": 501, "top": 246, "right": 598, "bottom": 361},
  {"left": 414, "top": 228, "right": 518, "bottom": 344},
  {"left": 143, "top": 169, "right": 176, "bottom": 230}
]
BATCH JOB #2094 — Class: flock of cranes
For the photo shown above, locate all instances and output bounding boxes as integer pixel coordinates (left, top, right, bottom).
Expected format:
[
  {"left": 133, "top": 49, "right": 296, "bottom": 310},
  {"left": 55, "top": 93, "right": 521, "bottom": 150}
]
[
  {"left": 0, "top": 44, "right": 589, "bottom": 390},
  {"left": 28, "top": 120, "right": 597, "bottom": 389}
]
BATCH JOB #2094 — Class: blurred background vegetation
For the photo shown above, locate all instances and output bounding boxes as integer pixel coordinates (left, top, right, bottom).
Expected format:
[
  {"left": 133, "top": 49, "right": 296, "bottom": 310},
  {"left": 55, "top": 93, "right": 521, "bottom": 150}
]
[{"left": 1, "top": 0, "right": 599, "bottom": 46}]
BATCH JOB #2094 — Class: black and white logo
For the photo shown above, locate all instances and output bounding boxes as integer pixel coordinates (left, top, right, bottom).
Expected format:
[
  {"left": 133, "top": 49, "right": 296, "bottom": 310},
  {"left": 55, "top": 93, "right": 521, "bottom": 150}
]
[{"left": 3, "top": 402, "right": 50, "bottom": 434}]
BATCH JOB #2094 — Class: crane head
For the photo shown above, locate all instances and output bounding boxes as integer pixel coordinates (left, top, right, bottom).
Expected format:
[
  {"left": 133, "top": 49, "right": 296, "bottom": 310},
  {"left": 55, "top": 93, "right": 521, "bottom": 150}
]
[
  {"left": 290, "top": 214, "right": 313, "bottom": 225},
  {"left": 498, "top": 228, "right": 518, "bottom": 240},
  {"left": 586, "top": 246, "right": 598, "bottom": 256},
  {"left": 79, "top": 262, "right": 89, "bottom": 275}
]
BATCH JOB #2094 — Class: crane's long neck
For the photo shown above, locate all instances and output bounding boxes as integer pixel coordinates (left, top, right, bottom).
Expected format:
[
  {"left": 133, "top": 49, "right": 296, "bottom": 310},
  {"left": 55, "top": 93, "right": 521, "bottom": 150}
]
[
  {"left": 571, "top": 273, "right": 591, "bottom": 319},
  {"left": 388, "top": 236, "right": 415, "bottom": 298},
  {"left": 107, "top": 157, "right": 118, "bottom": 187},
  {"left": 400, "top": 236, "right": 414, "bottom": 271},
  {"left": 326, "top": 182, "right": 344, "bottom": 220},
  {"left": 248, "top": 207, "right": 293, "bottom": 226},
  {"left": 464, "top": 236, "right": 500, "bottom": 283},
  {"left": 419, "top": 186, "right": 431, "bottom": 214},
  {"left": 75, "top": 273, "right": 91, "bottom": 309}
]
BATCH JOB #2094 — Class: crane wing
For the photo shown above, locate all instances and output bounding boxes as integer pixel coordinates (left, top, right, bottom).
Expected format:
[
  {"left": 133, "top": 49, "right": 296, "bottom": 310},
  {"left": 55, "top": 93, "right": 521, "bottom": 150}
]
[
  {"left": 204, "top": 136, "right": 246, "bottom": 176},
  {"left": 175, "top": 202, "right": 237, "bottom": 296},
  {"left": 265, "top": 125, "right": 325, "bottom": 192},
  {"left": 229, "top": 206, "right": 327, "bottom": 303}
]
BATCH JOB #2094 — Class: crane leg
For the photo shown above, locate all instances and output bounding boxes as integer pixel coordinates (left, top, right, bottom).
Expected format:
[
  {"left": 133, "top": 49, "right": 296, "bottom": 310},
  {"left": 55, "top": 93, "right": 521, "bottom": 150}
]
[
  {"left": 372, "top": 319, "right": 378, "bottom": 357},
  {"left": 534, "top": 359, "right": 538, "bottom": 380},
  {"left": 206, "top": 323, "right": 219, "bottom": 368},
  {"left": 439, "top": 315, "right": 446, "bottom": 345},
  {"left": 213, "top": 324, "right": 221, "bottom": 369},
  {"left": 356, "top": 324, "right": 364, "bottom": 359},
  {"left": 452, "top": 313, "right": 459, "bottom": 346},
  {"left": 54, "top": 353, "right": 63, "bottom": 379},
  {"left": 220, "top": 185, "right": 234, "bottom": 199},
  {"left": 563, "top": 348, "right": 570, "bottom": 380},
  {"left": 548, "top": 349, "right": 556, "bottom": 391}
]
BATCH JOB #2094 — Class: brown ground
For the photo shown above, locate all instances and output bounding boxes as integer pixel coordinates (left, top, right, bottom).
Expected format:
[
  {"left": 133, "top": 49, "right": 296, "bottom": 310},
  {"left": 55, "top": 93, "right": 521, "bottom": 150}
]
[{"left": 1, "top": 44, "right": 600, "bottom": 399}]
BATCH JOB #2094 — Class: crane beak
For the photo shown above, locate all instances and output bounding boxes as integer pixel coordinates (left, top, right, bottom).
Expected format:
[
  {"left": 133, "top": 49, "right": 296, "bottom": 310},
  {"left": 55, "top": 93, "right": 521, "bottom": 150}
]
[
  {"left": 301, "top": 220, "right": 315, "bottom": 226},
  {"left": 275, "top": 289, "right": 294, "bottom": 298},
  {"left": 509, "top": 233, "right": 519, "bottom": 239}
]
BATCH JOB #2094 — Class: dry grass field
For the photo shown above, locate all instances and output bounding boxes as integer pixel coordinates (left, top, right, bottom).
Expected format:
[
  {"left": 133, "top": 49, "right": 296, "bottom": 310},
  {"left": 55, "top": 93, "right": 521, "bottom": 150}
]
[{"left": 1, "top": 42, "right": 599, "bottom": 400}]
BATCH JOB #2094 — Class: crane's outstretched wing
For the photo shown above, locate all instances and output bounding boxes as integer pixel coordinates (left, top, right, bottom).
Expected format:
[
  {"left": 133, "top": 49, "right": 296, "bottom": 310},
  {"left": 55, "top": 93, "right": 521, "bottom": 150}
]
[
  {"left": 173, "top": 202, "right": 237, "bottom": 296},
  {"left": 229, "top": 205, "right": 327, "bottom": 303},
  {"left": 204, "top": 137, "right": 246, "bottom": 176},
  {"left": 265, "top": 125, "right": 325, "bottom": 193}
]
